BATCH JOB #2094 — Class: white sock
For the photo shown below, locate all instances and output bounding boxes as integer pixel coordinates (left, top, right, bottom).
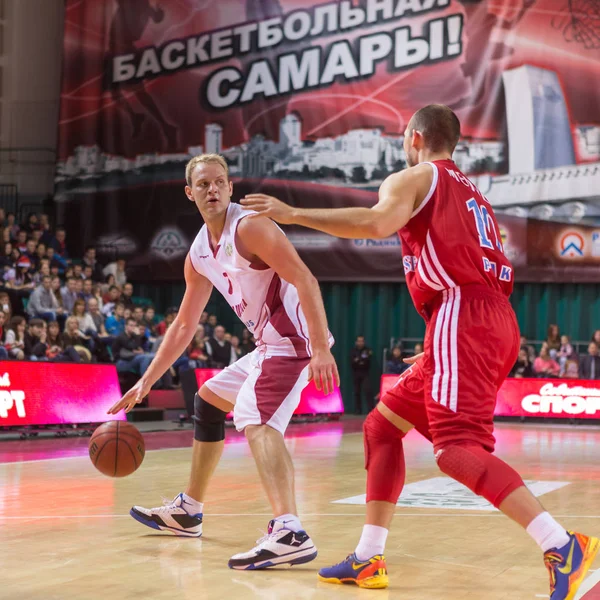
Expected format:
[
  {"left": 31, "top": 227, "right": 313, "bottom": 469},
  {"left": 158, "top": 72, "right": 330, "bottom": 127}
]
[
  {"left": 275, "top": 513, "right": 303, "bottom": 533},
  {"left": 355, "top": 525, "right": 389, "bottom": 561},
  {"left": 526, "top": 512, "right": 570, "bottom": 552},
  {"left": 181, "top": 493, "right": 204, "bottom": 516}
]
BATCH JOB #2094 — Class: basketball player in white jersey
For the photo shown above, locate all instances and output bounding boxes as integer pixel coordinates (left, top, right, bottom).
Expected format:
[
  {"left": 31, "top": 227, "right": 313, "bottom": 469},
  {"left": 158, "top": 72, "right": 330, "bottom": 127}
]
[{"left": 108, "top": 153, "right": 338, "bottom": 570}]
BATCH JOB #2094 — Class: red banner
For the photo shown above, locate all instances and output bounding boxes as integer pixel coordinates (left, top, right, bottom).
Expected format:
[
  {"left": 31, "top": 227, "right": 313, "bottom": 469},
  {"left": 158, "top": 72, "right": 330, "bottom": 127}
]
[
  {"left": 57, "top": 0, "right": 600, "bottom": 282},
  {"left": 0, "top": 362, "right": 124, "bottom": 426},
  {"left": 380, "top": 375, "right": 600, "bottom": 419},
  {"left": 194, "top": 368, "right": 344, "bottom": 416}
]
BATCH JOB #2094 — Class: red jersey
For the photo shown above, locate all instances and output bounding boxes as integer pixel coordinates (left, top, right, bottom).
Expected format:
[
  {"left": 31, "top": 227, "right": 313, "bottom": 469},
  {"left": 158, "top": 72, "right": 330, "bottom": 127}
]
[{"left": 399, "top": 159, "right": 513, "bottom": 317}]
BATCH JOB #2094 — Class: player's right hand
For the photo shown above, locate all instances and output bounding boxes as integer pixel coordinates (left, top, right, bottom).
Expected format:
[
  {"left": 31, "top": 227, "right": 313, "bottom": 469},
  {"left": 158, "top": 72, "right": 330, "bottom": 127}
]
[
  {"left": 308, "top": 349, "right": 340, "bottom": 396},
  {"left": 107, "top": 378, "right": 152, "bottom": 414},
  {"left": 403, "top": 352, "right": 424, "bottom": 365}
]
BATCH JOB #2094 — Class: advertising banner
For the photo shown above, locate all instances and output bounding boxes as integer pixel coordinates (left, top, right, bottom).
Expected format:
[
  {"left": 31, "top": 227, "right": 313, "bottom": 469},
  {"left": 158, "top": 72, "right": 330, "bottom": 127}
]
[
  {"left": 181, "top": 368, "right": 344, "bottom": 417},
  {"left": 380, "top": 375, "right": 600, "bottom": 419},
  {"left": 57, "top": 0, "right": 600, "bottom": 281},
  {"left": 0, "top": 362, "right": 124, "bottom": 427}
]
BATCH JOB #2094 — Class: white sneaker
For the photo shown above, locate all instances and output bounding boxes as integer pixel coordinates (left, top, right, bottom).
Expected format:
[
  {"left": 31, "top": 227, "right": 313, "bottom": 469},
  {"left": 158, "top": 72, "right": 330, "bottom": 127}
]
[
  {"left": 228, "top": 519, "right": 317, "bottom": 570},
  {"left": 130, "top": 493, "right": 203, "bottom": 537}
]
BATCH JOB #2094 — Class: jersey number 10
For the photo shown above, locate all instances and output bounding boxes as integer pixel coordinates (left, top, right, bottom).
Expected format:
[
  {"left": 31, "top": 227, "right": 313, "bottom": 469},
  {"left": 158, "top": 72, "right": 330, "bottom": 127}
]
[{"left": 466, "top": 198, "right": 504, "bottom": 254}]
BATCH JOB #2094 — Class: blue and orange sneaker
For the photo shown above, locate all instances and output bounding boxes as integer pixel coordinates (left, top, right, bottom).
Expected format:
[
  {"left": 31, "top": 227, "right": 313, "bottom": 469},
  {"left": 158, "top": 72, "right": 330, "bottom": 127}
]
[
  {"left": 318, "top": 553, "right": 388, "bottom": 589},
  {"left": 544, "top": 531, "right": 600, "bottom": 600}
]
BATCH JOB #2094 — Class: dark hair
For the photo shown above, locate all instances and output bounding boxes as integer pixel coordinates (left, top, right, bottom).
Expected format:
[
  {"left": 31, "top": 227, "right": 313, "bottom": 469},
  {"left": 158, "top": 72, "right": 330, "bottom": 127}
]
[
  {"left": 56, "top": 226, "right": 66, "bottom": 233},
  {"left": 108, "top": 284, "right": 119, "bottom": 291},
  {"left": 144, "top": 304, "right": 155, "bottom": 312},
  {"left": 29, "top": 318, "right": 45, "bottom": 328},
  {"left": 41, "top": 275, "right": 51, "bottom": 282},
  {"left": 408, "top": 104, "right": 461, "bottom": 153},
  {"left": 115, "top": 302, "right": 125, "bottom": 309},
  {"left": 85, "top": 246, "right": 95, "bottom": 253},
  {"left": 8, "top": 315, "right": 26, "bottom": 331},
  {"left": 126, "top": 317, "right": 137, "bottom": 325}
]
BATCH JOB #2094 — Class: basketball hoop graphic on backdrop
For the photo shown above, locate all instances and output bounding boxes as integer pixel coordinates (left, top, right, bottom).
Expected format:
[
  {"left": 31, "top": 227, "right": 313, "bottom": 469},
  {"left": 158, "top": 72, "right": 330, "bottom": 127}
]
[{"left": 559, "top": 232, "right": 585, "bottom": 257}]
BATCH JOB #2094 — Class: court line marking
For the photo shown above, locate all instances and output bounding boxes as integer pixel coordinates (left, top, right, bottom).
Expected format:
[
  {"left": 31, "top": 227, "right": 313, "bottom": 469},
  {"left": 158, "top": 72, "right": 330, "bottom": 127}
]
[
  {"left": 576, "top": 568, "right": 600, "bottom": 599},
  {"left": 2, "top": 513, "right": 600, "bottom": 520}
]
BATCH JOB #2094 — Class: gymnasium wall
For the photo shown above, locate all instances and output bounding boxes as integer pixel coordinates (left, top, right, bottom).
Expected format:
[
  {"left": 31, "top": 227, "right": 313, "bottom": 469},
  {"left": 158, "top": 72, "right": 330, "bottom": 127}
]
[{"left": 137, "top": 281, "right": 600, "bottom": 413}]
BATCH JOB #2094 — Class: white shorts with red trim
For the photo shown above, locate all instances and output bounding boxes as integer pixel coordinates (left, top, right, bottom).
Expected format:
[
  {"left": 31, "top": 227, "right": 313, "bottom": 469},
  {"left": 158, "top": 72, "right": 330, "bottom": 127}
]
[{"left": 203, "top": 347, "right": 311, "bottom": 435}]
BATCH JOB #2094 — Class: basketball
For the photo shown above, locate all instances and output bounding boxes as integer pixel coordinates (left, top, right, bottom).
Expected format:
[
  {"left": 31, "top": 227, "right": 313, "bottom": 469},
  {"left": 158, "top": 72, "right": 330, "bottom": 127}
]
[{"left": 89, "top": 421, "right": 145, "bottom": 477}]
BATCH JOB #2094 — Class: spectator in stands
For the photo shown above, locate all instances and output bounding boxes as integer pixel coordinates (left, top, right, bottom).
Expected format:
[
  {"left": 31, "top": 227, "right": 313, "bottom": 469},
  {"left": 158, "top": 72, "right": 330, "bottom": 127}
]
[
  {"left": 91, "top": 283, "right": 104, "bottom": 312},
  {"left": 62, "top": 316, "right": 92, "bottom": 362},
  {"left": 231, "top": 335, "right": 242, "bottom": 361},
  {"left": 132, "top": 305, "right": 145, "bottom": 326},
  {"left": 205, "top": 314, "right": 218, "bottom": 339},
  {"left": 385, "top": 346, "right": 407, "bottom": 375},
  {"left": 113, "top": 317, "right": 156, "bottom": 378},
  {"left": 199, "top": 311, "right": 208, "bottom": 327},
  {"left": 60, "top": 277, "right": 79, "bottom": 315},
  {"left": 50, "top": 275, "right": 63, "bottom": 308},
  {"left": 101, "top": 273, "right": 116, "bottom": 295},
  {"left": 82, "top": 265, "right": 94, "bottom": 281},
  {"left": 72, "top": 299, "right": 96, "bottom": 337},
  {"left": 0, "top": 293, "right": 12, "bottom": 322},
  {"left": 240, "top": 328, "right": 255, "bottom": 355},
  {"left": 102, "top": 285, "right": 121, "bottom": 316},
  {"left": 520, "top": 335, "right": 536, "bottom": 363},
  {"left": 592, "top": 330, "right": 600, "bottom": 347},
  {"left": 46, "top": 245, "right": 66, "bottom": 273},
  {"left": 50, "top": 227, "right": 70, "bottom": 262},
  {"left": 105, "top": 302, "right": 126, "bottom": 336},
  {"left": 39, "top": 214, "right": 53, "bottom": 245},
  {"left": 546, "top": 324, "right": 561, "bottom": 357},
  {"left": 24, "top": 318, "right": 49, "bottom": 360},
  {"left": 414, "top": 342, "right": 424, "bottom": 355},
  {"left": 0, "top": 207, "right": 5, "bottom": 228},
  {"left": 156, "top": 306, "right": 177, "bottom": 336},
  {"left": 46, "top": 320, "right": 81, "bottom": 363},
  {"left": 206, "top": 325, "right": 236, "bottom": 368},
  {"left": 351, "top": 335, "right": 373, "bottom": 413},
  {"left": 79, "top": 278, "right": 94, "bottom": 306},
  {"left": 510, "top": 348, "right": 534, "bottom": 378},
  {"left": 27, "top": 275, "right": 64, "bottom": 323},
  {"left": 103, "top": 257, "right": 127, "bottom": 287},
  {"left": 0, "top": 309, "right": 9, "bottom": 360},
  {"left": 23, "top": 212, "right": 39, "bottom": 234},
  {"left": 24, "top": 239, "right": 38, "bottom": 268},
  {"left": 73, "top": 264, "right": 84, "bottom": 280},
  {"left": 32, "top": 261, "right": 51, "bottom": 286},
  {"left": 6, "top": 213, "right": 18, "bottom": 240},
  {"left": 35, "top": 242, "right": 46, "bottom": 265},
  {"left": 579, "top": 342, "right": 600, "bottom": 380},
  {"left": 82, "top": 246, "right": 104, "bottom": 281},
  {"left": 558, "top": 335, "right": 577, "bottom": 376},
  {"left": 0, "top": 242, "right": 13, "bottom": 272},
  {"left": 6, "top": 316, "right": 26, "bottom": 360},
  {"left": 188, "top": 329, "right": 209, "bottom": 368},
  {"left": 32, "top": 229, "right": 43, "bottom": 244},
  {"left": 143, "top": 306, "right": 157, "bottom": 335},
  {"left": 121, "top": 282, "right": 134, "bottom": 309},
  {"left": 533, "top": 342, "right": 560, "bottom": 377},
  {"left": 74, "top": 278, "right": 83, "bottom": 297},
  {"left": 15, "top": 230, "right": 27, "bottom": 253}
]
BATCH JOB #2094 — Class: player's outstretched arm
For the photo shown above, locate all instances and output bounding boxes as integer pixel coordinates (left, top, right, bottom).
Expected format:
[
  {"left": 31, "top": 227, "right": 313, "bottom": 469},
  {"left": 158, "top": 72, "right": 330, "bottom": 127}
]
[
  {"left": 107, "top": 255, "right": 213, "bottom": 414},
  {"left": 240, "top": 166, "right": 428, "bottom": 239},
  {"left": 237, "top": 216, "right": 340, "bottom": 395}
]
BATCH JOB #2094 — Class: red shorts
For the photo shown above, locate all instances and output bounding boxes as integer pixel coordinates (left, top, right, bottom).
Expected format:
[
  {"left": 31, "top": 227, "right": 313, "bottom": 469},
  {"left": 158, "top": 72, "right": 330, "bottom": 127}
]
[{"left": 382, "top": 285, "right": 520, "bottom": 452}]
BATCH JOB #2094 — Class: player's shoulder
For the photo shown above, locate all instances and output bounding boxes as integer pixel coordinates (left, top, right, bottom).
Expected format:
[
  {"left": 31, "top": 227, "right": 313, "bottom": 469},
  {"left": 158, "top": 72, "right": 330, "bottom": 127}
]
[{"left": 384, "top": 163, "right": 434, "bottom": 187}]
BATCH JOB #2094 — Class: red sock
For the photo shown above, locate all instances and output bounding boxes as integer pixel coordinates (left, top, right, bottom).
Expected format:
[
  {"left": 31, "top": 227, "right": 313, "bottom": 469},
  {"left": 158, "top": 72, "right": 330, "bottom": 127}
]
[{"left": 364, "top": 409, "right": 407, "bottom": 503}]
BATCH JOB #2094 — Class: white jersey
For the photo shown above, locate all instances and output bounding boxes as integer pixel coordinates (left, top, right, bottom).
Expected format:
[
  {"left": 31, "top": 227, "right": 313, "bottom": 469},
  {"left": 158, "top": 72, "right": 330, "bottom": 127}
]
[{"left": 189, "top": 202, "right": 331, "bottom": 358}]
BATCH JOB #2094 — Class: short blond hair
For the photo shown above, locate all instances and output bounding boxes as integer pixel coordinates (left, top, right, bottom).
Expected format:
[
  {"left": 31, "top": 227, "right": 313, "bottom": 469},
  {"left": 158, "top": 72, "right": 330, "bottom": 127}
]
[{"left": 185, "top": 153, "right": 229, "bottom": 186}]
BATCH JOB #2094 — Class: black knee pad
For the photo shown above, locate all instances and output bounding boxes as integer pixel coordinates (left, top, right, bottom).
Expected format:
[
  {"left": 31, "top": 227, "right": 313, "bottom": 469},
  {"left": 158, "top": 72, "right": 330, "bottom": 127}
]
[{"left": 193, "top": 393, "right": 227, "bottom": 442}]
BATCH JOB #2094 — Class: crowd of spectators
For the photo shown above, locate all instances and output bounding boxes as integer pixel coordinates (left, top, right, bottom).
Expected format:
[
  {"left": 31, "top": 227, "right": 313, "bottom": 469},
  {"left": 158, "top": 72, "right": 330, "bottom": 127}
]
[
  {"left": 0, "top": 209, "right": 256, "bottom": 388},
  {"left": 511, "top": 325, "right": 600, "bottom": 380}
]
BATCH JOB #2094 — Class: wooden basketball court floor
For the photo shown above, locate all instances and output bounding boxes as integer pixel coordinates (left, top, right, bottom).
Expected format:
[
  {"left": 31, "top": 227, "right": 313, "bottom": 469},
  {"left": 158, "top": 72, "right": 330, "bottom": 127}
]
[{"left": 2, "top": 418, "right": 600, "bottom": 600}]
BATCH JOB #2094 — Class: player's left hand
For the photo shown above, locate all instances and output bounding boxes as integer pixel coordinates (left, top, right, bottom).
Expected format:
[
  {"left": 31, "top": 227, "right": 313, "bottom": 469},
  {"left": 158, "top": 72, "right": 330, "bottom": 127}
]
[
  {"left": 241, "top": 194, "right": 296, "bottom": 225},
  {"left": 308, "top": 349, "right": 340, "bottom": 396},
  {"left": 403, "top": 352, "right": 424, "bottom": 365},
  {"left": 107, "top": 377, "right": 153, "bottom": 415}
]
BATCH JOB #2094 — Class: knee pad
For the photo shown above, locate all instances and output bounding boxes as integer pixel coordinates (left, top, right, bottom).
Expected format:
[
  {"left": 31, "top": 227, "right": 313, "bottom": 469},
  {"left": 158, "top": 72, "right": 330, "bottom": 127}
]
[
  {"left": 435, "top": 444, "right": 525, "bottom": 508},
  {"left": 193, "top": 393, "right": 227, "bottom": 442},
  {"left": 364, "top": 408, "right": 407, "bottom": 503}
]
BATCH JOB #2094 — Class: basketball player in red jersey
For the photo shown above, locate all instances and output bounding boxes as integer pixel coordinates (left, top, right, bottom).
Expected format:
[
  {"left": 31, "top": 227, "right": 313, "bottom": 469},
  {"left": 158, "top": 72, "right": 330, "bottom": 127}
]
[{"left": 242, "top": 105, "right": 599, "bottom": 599}]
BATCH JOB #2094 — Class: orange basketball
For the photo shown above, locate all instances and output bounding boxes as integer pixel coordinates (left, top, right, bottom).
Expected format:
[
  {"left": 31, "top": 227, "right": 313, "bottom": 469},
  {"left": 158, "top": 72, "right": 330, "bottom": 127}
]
[{"left": 89, "top": 421, "right": 145, "bottom": 477}]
